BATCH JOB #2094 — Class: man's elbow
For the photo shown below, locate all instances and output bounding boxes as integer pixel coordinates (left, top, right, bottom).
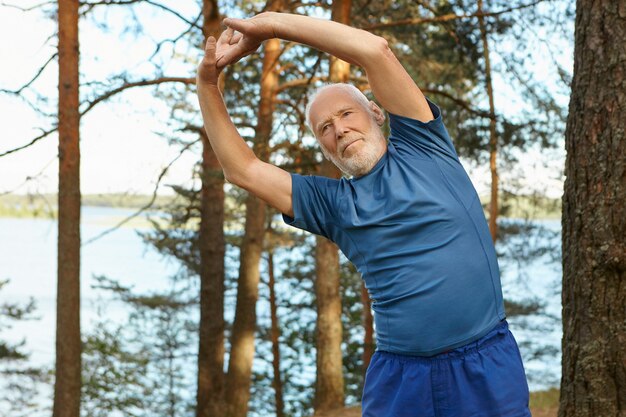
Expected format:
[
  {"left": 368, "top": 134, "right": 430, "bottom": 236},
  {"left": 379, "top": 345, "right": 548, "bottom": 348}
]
[
  {"left": 223, "top": 157, "right": 258, "bottom": 189},
  {"left": 363, "top": 35, "right": 393, "bottom": 66},
  {"left": 223, "top": 168, "right": 247, "bottom": 188},
  {"left": 376, "top": 36, "right": 395, "bottom": 59}
]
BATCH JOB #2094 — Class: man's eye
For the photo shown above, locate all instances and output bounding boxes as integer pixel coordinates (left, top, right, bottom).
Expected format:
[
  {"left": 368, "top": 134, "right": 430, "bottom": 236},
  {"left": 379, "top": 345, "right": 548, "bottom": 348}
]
[
  {"left": 343, "top": 111, "right": 352, "bottom": 116},
  {"left": 322, "top": 124, "right": 329, "bottom": 132}
]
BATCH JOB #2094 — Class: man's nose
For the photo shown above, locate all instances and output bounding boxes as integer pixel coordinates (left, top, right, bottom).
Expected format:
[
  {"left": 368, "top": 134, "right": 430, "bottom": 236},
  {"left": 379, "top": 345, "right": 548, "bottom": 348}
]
[{"left": 335, "top": 121, "right": 349, "bottom": 139}]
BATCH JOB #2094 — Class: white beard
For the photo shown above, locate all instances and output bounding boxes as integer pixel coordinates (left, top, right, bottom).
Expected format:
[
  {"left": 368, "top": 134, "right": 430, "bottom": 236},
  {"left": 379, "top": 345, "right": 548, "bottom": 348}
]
[{"left": 320, "top": 135, "right": 386, "bottom": 177}]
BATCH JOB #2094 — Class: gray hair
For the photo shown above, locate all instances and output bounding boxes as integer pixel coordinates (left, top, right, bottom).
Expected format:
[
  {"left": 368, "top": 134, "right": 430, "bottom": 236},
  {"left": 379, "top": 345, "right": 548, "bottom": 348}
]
[{"left": 305, "top": 83, "right": 373, "bottom": 133}]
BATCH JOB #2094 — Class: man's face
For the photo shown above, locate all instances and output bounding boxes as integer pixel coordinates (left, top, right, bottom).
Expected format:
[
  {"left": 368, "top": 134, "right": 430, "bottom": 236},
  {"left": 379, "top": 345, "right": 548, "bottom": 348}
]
[{"left": 309, "top": 88, "right": 387, "bottom": 177}]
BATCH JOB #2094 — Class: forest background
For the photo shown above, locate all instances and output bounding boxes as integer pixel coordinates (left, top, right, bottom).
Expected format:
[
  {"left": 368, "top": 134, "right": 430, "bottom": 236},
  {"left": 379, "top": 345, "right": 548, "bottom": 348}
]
[{"left": 1, "top": 0, "right": 574, "bottom": 416}]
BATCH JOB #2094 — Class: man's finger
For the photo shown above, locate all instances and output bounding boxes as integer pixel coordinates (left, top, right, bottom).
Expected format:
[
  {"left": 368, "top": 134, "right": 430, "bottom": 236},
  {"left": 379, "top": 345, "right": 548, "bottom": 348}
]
[
  {"left": 222, "top": 17, "right": 247, "bottom": 33},
  {"left": 217, "top": 27, "right": 234, "bottom": 46},
  {"left": 204, "top": 36, "right": 217, "bottom": 63},
  {"left": 216, "top": 47, "right": 240, "bottom": 67},
  {"left": 230, "top": 32, "right": 243, "bottom": 45},
  {"left": 205, "top": 36, "right": 216, "bottom": 50}
]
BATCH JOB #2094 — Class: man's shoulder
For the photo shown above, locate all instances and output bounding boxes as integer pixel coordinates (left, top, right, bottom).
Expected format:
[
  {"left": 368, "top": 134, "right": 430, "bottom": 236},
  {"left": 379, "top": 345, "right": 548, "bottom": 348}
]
[
  {"left": 387, "top": 98, "right": 442, "bottom": 130},
  {"left": 291, "top": 172, "right": 346, "bottom": 198}
]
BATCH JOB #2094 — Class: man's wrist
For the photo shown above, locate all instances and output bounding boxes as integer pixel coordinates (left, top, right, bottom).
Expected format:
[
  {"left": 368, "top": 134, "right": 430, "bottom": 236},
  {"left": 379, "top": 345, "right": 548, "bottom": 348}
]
[
  {"left": 197, "top": 80, "right": 222, "bottom": 95},
  {"left": 259, "top": 11, "right": 281, "bottom": 39}
]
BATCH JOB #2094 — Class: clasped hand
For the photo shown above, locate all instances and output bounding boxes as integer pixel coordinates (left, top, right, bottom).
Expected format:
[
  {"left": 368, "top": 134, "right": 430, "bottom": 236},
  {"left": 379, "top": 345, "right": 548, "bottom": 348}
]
[{"left": 197, "top": 12, "right": 277, "bottom": 86}]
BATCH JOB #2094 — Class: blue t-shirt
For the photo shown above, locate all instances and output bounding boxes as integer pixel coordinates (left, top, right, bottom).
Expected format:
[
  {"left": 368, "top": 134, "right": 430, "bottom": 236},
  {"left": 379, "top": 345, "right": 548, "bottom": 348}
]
[{"left": 283, "top": 99, "right": 506, "bottom": 356}]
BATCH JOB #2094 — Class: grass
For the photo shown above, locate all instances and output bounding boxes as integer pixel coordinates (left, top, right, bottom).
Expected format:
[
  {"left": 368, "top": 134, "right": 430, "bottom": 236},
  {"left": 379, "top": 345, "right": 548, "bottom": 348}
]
[{"left": 530, "top": 387, "right": 560, "bottom": 409}]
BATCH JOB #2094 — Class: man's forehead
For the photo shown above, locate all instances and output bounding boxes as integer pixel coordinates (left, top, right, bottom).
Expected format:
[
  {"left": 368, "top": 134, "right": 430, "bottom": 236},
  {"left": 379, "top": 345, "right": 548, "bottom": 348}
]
[{"left": 311, "top": 88, "right": 363, "bottom": 123}]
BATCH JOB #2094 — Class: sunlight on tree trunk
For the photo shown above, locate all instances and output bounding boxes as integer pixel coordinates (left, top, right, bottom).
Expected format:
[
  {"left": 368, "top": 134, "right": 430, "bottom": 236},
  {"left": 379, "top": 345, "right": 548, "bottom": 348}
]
[
  {"left": 53, "top": 1, "right": 81, "bottom": 417},
  {"left": 196, "top": 2, "right": 227, "bottom": 416},
  {"left": 225, "top": 3, "right": 283, "bottom": 415},
  {"left": 313, "top": 0, "right": 351, "bottom": 413}
]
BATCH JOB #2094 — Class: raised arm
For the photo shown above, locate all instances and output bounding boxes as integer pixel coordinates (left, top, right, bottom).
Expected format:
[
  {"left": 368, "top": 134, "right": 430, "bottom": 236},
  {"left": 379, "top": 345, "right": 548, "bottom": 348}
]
[
  {"left": 218, "top": 12, "right": 434, "bottom": 122},
  {"left": 196, "top": 34, "right": 293, "bottom": 217}
]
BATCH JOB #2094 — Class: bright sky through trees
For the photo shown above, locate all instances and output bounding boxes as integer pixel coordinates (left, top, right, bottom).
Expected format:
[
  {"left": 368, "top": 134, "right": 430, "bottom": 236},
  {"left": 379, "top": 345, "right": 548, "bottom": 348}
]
[{"left": 0, "top": 1, "right": 572, "bottom": 198}]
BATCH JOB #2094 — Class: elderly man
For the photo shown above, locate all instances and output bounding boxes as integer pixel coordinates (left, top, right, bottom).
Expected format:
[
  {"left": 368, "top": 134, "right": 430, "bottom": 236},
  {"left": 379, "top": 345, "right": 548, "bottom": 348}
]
[{"left": 196, "top": 11, "right": 531, "bottom": 417}]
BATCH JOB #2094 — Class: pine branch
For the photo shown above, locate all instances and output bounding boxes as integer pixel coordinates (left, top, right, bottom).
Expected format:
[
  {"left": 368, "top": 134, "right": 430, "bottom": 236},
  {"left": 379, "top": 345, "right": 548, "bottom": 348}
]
[
  {"left": 1, "top": 76, "right": 195, "bottom": 158},
  {"left": 79, "top": 0, "right": 202, "bottom": 29},
  {"left": 361, "top": 0, "right": 550, "bottom": 31},
  {"left": 0, "top": 54, "right": 57, "bottom": 96},
  {"left": 0, "top": 1, "right": 54, "bottom": 11},
  {"left": 81, "top": 76, "right": 195, "bottom": 113},
  {"left": 82, "top": 138, "right": 200, "bottom": 246},
  {"left": 0, "top": 128, "right": 57, "bottom": 158}
]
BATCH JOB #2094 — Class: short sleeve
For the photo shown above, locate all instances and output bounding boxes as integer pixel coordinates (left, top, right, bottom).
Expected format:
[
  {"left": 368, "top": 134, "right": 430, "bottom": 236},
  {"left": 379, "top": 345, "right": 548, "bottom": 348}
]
[
  {"left": 388, "top": 98, "right": 460, "bottom": 162},
  {"left": 282, "top": 173, "right": 340, "bottom": 240}
]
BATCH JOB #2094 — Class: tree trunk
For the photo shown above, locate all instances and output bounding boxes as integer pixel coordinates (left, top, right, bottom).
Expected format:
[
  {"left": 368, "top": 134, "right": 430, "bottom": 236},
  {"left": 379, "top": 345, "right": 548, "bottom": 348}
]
[
  {"left": 53, "top": 1, "right": 81, "bottom": 417},
  {"left": 268, "top": 249, "right": 285, "bottom": 417},
  {"left": 314, "top": 231, "right": 344, "bottom": 413},
  {"left": 224, "top": 8, "right": 282, "bottom": 415},
  {"left": 477, "top": 0, "right": 499, "bottom": 243},
  {"left": 559, "top": 2, "right": 626, "bottom": 416},
  {"left": 196, "top": 2, "right": 226, "bottom": 417},
  {"left": 313, "top": 0, "right": 350, "bottom": 413}
]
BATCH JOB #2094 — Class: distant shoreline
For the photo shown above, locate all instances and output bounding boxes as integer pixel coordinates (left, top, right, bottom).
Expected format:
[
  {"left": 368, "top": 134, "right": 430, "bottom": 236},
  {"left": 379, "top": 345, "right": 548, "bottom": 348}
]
[
  {"left": 0, "top": 193, "right": 176, "bottom": 219},
  {"left": 0, "top": 192, "right": 562, "bottom": 220}
]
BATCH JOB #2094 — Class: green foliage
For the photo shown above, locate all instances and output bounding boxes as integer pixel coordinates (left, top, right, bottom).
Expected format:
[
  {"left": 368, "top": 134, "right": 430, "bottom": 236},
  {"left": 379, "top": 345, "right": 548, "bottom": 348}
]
[
  {"left": 253, "top": 232, "right": 318, "bottom": 417},
  {"left": 339, "top": 260, "right": 369, "bottom": 405},
  {"left": 0, "top": 279, "right": 37, "bottom": 361},
  {"left": 0, "top": 279, "right": 49, "bottom": 417},
  {"left": 84, "top": 275, "right": 198, "bottom": 417},
  {"left": 82, "top": 324, "right": 150, "bottom": 417}
]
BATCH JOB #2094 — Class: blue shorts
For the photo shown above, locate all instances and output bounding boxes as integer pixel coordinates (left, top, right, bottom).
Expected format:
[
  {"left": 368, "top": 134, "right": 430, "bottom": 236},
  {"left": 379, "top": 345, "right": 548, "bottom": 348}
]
[{"left": 362, "top": 319, "right": 531, "bottom": 417}]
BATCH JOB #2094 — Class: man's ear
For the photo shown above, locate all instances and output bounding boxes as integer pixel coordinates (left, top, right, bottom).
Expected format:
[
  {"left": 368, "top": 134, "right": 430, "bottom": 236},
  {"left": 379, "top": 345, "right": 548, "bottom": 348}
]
[{"left": 369, "top": 100, "right": 386, "bottom": 126}]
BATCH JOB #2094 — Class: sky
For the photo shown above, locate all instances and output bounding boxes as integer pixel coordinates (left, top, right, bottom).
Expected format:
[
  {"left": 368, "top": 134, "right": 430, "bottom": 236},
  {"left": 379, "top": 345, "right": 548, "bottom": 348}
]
[
  {"left": 1, "top": 1, "right": 201, "bottom": 197},
  {"left": 0, "top": 1, "right": 573, "bottom": 199}
]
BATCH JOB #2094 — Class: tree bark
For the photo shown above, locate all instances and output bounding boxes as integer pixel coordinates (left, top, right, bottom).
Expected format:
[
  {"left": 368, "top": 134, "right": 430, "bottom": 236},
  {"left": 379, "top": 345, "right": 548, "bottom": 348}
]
[
  {"left": 477, "top": 0, "right": 499, "bottom": 243},
  {"left": 196, "top": 3, "right": 226, "bottom": 417},
  {"left": 197, "top": 135, "right": 226, "bottom": 415},
  {"left": 53, "top": 1, "right": 81, "bottom": 417},
  {"left": 314, "top": 231, "right": 344, "bottom": 413},
  {"left": 313, "top": 0, "right": 350, "bottom": 413},
  {"left": 559, "top": 1, "right": 626, "bottom": 416},
  {"left": 268, "top": 249, "right": 285, "bottom": 417},
  {"left": 224, "top": 3, "right": 283, "bottom": 414}
]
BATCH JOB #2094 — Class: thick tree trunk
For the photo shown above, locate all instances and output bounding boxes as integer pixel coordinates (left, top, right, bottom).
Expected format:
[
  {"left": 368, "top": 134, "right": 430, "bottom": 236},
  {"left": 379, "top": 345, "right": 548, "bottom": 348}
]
[
  {"left": 53, "top": 1, "right": 81, "bottom": 417},
  {"left": 313, "top": 0, "right": 350, "bottom": 413},
  {"left": 196, "top": 2, "right": 226, "bottom": 417},
  {"left": 268, "top": 250, "right": 285, "bottom": 417},
  {"left": 477, "top": 0, "right": 499, "bottom": 243},
  {"left": 224, "top": 18, "right": 282, "bottom": 417},
  {"left": 559, "top": 2, "right": 626, "bottom": 416}
]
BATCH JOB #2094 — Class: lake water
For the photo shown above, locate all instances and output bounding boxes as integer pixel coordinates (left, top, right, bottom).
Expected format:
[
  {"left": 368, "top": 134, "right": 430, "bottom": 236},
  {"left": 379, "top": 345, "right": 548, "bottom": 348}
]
[
  {"left": 0, "top": 207, "right": 563, "bottom": 412},
  {"left": 0, "top": 207, "right": 181, "bottom": 367}
]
